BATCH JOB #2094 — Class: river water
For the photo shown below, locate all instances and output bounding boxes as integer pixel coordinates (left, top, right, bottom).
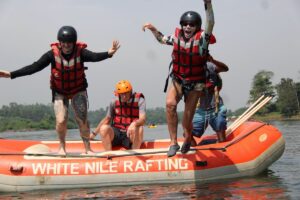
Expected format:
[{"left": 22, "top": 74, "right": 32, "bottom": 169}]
[{"left": 0, "top": 121, "right": 299, "bottom": 199}]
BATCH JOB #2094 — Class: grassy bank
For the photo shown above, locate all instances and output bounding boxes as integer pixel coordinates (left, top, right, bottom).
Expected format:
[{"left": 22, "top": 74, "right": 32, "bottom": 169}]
[{"left": 252, "top": 112, "right": 300, "bottom": 121}]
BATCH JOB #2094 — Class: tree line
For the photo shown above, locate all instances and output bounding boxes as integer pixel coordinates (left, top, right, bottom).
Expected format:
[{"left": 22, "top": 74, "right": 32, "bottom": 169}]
[
  {"left": 1, "top": 70, "right": 299, "bottom": 132},
  {"left": 0, "top": 103, "right": 179, "bottom": 132},
  {"left": 232, "top": 70, "right": 300, "bottom": 118}
]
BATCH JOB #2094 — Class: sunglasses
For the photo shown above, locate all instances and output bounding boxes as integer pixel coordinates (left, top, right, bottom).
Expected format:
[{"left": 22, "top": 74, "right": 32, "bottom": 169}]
[{"left": 182, "top": 23, "right": 196, "bottom": 27}]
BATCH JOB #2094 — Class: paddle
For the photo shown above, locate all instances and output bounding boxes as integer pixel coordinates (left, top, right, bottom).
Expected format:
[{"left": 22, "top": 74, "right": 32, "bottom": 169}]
[
  {"left": 226, "top": 95, "right": 273, "bottom": 136},
  {"left": 227, "top": 94, "right": 265, "bottom": 131}
]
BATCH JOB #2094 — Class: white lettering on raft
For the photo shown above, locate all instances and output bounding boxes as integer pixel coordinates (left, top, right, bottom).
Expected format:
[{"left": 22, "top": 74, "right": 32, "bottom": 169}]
[
  {"left": 31, "top": 158, "right": 189, "bottom": 175},
  {"left": 85, "top": 161, "right": 118, "bottom": 174},
  {"left": 123, "top": 158, "right": 188, "bottom": 172},
  {"left": 32, "top": 163, "right": 80, "bottom": 175}
]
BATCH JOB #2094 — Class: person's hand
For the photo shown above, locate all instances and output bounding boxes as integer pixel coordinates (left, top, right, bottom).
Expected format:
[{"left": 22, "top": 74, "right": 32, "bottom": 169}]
[
  {"left": 0, "top": 70, "right": 11, "bottom": 78},
  {"left": 108, "top": 40, "right": 120, "bottom": 56},
  {"left": 142, "top": 23, "right": 157, "bottom": 32},
  {"left": 127, "top": 121, "right": 137, "bottom": 138},
  {"left": 207, "top": 54, "right": 213, "bottom": 62}
]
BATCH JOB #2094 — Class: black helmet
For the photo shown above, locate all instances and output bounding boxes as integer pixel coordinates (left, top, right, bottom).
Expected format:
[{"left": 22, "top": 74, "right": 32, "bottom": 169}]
[
  {"left": 57, "top": 26, "right": 77, "bottom": 42},
  {"left": 180, "top": 11, "right": 202, "bottom": 28}
]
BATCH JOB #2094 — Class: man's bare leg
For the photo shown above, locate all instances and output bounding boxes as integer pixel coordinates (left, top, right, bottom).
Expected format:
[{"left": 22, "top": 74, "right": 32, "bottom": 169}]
[
  {"left": 54, "top": 95, "right": 68, "bottom": 155},
  {"left": 72, "top": 91, "right": 94, "bottom": 154},
  {"left": 181, "top": 90, "right": 201, "bottom": 153},
  {"left": 166, "top": 80, "right": 182, "bottom": 157},
  {"left": 131, "top": 126, "right": 144, "bottom": 149},
  {"left": 99, "top": 125, "right": 114, "bottom": 151}
]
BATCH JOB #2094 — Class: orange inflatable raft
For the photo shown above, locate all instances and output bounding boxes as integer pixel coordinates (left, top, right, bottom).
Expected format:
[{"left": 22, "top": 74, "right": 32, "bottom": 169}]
[{"left": 0, "top": 121, "right": 285, "bottom": 192}]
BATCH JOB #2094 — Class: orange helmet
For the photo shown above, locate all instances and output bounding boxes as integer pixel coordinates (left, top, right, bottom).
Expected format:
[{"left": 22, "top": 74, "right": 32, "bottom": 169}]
[{"left": 115, "top": 80, "right": 133, "bottom": 94}]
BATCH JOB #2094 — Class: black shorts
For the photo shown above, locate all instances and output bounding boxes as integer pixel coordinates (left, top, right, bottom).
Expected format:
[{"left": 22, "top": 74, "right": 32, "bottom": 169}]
[
  {"left": 111, "top": 127, "right": 132, "bottom": 149},
  {"left": 171, "top": 74, "right": 205, "bottom": 99}
]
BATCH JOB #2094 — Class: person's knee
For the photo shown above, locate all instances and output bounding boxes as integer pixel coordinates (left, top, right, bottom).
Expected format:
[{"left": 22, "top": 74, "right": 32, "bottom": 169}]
[
  {"left": 192, "top": 127, "right": 205, "bottom": 138},
  {"left": 166, "top": 99, "right": 177, "bottom": 112},
  {"left": 79, "top": 126, "right": 90, "bottom": 138},
  {"left": 56, "top": 118, "right": 67, "bottom": 132},
  {"left": 77, "top": 119, "right": 89, "bottom": 129},
  {"left": 56, "top": 113, "right": 66, "bottom": 124},
  {"left": 214, "top": 118, "right": 227, "bottom": 132},
  {"left": 99, "top": 125, "right": 111, "bottom": 138}
]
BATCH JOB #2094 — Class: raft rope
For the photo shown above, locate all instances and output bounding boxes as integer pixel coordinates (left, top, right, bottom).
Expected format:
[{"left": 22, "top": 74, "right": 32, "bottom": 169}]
[
  {"left": 0, "top": 148, "right": 222, "bottom": 159},
  {"left": 0, "top": 123, "right": 266, "bottom": 160}
]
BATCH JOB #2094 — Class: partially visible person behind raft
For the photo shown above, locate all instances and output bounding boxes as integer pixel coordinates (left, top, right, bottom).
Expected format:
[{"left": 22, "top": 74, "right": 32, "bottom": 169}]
[
  {"left": 0, "top": 26, "right": 120, "bottom": 155},
  {"left": 192, "top": 55, "right": 229, "bottom": 146},
  {"left": 90, "top": 80, "right": 146, "bottom": 150},
  {"left": 142, "top": 0, "right": 215, "bottom": 157}
]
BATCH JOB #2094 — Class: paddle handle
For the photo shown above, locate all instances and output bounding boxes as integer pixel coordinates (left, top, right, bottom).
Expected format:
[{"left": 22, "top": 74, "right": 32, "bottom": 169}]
[
  {"left": 226, "top": 95, "right": 272, "bottom": 136},
  {"left": 227, "top": 95, "right": 265, "bottom": 131}
]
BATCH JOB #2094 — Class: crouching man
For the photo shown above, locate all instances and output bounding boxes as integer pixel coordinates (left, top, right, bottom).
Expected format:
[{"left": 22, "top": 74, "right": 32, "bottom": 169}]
[{"left": 90, "top": 80, "right": 146, "bottom": 150}]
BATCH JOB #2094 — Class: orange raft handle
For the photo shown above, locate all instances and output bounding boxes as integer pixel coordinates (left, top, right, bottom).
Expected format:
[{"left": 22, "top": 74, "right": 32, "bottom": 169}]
[{"left": 10, "top": 165, "right": 24, "bottom": 175}]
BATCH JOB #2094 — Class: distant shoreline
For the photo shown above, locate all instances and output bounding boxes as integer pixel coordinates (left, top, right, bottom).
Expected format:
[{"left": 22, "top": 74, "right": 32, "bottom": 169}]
[
  {"left": 251, "top": 113, "right": 300, "bottom": 121},
  {"left": 2, "top": 117, "right": 299, "bottom": 133}
]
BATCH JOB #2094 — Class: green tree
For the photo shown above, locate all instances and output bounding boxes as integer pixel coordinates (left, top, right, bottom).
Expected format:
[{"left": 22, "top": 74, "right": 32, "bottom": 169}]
[
  {"left": 146, "top": 107, "right": 166, "bottom": 124},
  {"left": 276, "top": 78, "right": 299, "bottom": 117},
  {"left": 295, "top": 82, "right": 300, "bottom": 109},
  {"left": 232, "top": 107, "right": 248, "bottom": 117},
  {"left": 88, "top": 108, "right": 107, "bottom": 128},
  {"left": 248, "top": 70, "right": 275, "bottom": 114},
  {"left": 0, "top": 103, "right": 174, "bottom": 132},
  {"left": 249, "top": 70, "right": 275, "bottom": 103}
]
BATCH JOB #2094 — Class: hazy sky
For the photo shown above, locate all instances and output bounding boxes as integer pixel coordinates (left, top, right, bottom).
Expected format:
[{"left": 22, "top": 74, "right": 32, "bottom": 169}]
[{"left": 0, "top": 0, "right": 299, "bottom": 111}]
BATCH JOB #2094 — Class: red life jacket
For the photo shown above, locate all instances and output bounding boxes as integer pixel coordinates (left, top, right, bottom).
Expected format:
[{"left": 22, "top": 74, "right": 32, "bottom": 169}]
[
  {"left": 50, "top": 42, "right": 87, "bottom": 97},
  {"left": 113, "top": 92, "right": 144, "bottom": 131},
  {"left": 172, "top": 28, "right": 216, "bottom": 83}
]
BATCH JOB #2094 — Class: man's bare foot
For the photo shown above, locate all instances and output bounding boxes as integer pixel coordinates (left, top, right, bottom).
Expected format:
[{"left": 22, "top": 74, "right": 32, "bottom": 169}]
[
  {"left": 85, "top": 150, "right": 95, "bottom": 155},
  {"left": 58, "top": 148, "right": 67, "bottom": 156}
]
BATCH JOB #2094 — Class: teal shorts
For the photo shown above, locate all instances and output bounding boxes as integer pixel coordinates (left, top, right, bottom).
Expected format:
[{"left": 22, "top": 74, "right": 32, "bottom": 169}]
[{"left": 192, "top": 105, "right": 227, "bottom": 137}]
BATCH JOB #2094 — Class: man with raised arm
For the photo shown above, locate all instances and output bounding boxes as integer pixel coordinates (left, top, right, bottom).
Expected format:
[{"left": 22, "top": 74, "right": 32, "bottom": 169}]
[
  {"left": 0, "top": 26, "right": 120, "bottom": 155},
  {"left": 143, "top": 0, "right": 215, "bottom": 157}
]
